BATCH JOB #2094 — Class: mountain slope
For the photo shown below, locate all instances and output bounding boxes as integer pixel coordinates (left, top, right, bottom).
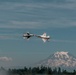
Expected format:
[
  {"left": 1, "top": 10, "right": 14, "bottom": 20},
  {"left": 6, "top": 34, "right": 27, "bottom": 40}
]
[{"left": 37, "top": 51, "right": 76, "bottom": 68}]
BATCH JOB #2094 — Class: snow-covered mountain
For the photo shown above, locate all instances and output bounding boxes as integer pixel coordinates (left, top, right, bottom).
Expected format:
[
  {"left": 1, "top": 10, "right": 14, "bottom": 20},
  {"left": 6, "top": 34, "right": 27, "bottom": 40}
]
[{"left": 37, "top": 51, "right": 76, "bottom": 68}]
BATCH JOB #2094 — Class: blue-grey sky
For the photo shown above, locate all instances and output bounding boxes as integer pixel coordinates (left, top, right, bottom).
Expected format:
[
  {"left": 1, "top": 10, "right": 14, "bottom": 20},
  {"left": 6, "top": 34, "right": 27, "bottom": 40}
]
[{"left": 0, "top": 0, "right": 76, "bottom": 68}]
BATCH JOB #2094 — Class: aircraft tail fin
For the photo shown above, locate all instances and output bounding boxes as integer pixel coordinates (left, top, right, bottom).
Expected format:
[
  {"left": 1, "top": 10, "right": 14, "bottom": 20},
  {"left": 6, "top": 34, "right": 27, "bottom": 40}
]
[{"left": 42, "top": 33, "right": 46, "bottom": 36}]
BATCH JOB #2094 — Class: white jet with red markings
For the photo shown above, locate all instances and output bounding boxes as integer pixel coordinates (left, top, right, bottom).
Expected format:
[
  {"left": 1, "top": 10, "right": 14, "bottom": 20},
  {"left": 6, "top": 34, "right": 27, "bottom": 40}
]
[{"left": 36, "top": 33, "right": 50, "bottom": 42}]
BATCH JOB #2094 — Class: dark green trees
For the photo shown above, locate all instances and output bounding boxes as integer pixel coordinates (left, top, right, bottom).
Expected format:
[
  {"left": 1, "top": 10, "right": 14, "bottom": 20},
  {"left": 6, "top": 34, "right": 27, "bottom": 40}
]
[{"left": 0, "top": 66, "right": 75, "bottom": 75}]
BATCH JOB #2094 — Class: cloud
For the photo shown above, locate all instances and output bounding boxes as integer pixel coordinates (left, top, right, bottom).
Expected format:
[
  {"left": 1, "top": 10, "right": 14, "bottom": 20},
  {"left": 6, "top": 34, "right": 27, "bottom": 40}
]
[
  {"left": 0, "top": 20, "right": 45, "bottom": 29},
  {"left": 44, "top": 0, "right": 76, "bottom": 10},
  {"left": 1, "top": 18, "right": 76, "bottom": 29},
  {"left": 0, "top": 1, "right": 76, "bottom": 29},
  {"left": 10, "top": 21, "right": 44, "bottom": 29},
  {"left": 47, "top": 19, "right": 76, "bottom": 28},
  {"left": 0, "top": 0, "right": 76, "bottom": 11},
  {"left": 0, "top": 57, "right": 12, "bottom": 62},
  {"left": 0, "top": 2, "right": 45, "bottom": 10}
]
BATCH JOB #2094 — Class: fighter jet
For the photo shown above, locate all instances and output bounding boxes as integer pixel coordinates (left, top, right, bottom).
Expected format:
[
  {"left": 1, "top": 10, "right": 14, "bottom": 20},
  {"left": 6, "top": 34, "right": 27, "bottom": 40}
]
[
  {"left": 35, "top": 33, "right": 50, "bottom": 42},
  {"left": 23, "top": 32, "right": 34, "bottom": 40}
]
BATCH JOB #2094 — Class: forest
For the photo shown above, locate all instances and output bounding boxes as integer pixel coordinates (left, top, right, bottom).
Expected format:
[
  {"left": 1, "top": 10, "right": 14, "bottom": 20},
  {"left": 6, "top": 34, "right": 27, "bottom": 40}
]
[{"left": 0, "top": 66, "right": 76, "bottom": 75}]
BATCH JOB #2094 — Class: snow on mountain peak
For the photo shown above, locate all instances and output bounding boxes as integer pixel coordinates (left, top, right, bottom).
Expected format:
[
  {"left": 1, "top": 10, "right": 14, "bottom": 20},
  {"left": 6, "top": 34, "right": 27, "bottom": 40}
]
[
  {"left": 54, "top": 51, "right": 69, "bottom": 58},
  {"left": 37, "top": 51, "right": 76, "bottom": 68}
]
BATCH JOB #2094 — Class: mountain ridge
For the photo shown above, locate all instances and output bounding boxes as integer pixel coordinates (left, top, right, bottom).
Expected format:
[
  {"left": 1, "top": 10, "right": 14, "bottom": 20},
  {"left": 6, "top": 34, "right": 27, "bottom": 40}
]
[{"left": 37, "top": 51, "right": 76, "bottom": 68}]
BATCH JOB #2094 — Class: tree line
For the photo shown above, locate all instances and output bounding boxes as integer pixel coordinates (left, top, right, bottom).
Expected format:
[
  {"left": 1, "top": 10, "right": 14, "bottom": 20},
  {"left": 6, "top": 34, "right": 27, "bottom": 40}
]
[
  {"left": 0, "top": 66, "right": 76, "bottom": 75},
  {"left": 8, "top": 66, "right": 76, "bottom": 75}
]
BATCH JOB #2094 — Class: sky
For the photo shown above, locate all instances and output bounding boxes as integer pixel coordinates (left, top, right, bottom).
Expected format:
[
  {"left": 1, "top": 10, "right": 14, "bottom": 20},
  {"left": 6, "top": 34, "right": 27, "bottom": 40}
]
[{"left": 0, "top": 0, "right": 76, "bottom": 68}]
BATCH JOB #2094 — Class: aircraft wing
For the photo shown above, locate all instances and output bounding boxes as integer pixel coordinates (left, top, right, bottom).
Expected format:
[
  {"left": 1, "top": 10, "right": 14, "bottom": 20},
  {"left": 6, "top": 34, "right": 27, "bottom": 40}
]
[
  {"left": 23, "top": 36, "right": 30, "bottom": 40},
  {"left": 42, "top": 39, "right": 47, "bottom": 42},
  {"left": 26, "top": 36, "right": 31, "bottom": 40}
]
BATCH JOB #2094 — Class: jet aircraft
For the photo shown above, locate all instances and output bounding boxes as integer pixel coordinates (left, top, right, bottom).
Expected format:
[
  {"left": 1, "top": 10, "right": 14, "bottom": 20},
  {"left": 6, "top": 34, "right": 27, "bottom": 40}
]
[
  {"left": 23, "top": 32, "right": 34, "bottom": 40},
  {"left": 35, "top": 33, "right": 50, "bottom": 42}
]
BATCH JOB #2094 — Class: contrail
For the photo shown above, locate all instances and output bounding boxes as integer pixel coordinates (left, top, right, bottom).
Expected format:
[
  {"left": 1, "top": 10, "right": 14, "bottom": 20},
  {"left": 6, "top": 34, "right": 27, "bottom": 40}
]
[
  {"left": 51, "top": 39, "right": 76, "bottom": 43},
  {"left": 0, "top": 34, "right": 22, "bottom": 40}
]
